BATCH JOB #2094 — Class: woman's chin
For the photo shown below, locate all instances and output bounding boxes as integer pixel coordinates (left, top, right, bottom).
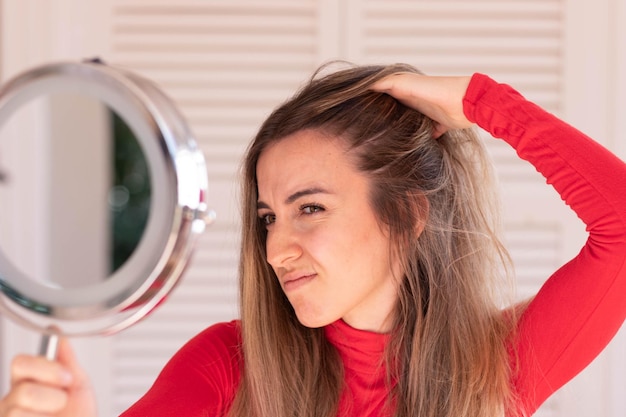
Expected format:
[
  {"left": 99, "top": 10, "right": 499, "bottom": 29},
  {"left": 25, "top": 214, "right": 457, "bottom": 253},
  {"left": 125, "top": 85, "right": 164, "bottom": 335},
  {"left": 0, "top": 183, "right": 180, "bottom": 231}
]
[{"left": 294, "top": 309, "right": 336, "bottom": 329}]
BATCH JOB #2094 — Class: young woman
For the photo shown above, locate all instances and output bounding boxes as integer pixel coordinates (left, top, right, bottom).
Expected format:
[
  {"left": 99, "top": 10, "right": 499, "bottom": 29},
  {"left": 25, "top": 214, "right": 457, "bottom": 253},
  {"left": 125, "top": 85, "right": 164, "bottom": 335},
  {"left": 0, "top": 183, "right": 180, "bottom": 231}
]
[{"left": 1, "top": 64, "right": 625, "bottom": 417}]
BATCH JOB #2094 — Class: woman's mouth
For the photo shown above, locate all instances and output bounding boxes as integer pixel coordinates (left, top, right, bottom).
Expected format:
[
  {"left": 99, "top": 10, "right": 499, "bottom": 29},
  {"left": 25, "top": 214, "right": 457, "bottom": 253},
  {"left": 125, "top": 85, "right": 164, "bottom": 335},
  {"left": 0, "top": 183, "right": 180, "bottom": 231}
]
[{"left": 282, "top": 274, "right": 316, "bottom": 291}]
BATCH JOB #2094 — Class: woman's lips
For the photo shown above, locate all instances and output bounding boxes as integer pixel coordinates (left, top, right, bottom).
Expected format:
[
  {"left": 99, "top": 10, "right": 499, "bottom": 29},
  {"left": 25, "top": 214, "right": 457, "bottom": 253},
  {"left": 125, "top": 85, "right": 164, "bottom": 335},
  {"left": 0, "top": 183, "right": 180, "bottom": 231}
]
[{"left": 282, "top": 274, "right": 316, "bottom": 292}]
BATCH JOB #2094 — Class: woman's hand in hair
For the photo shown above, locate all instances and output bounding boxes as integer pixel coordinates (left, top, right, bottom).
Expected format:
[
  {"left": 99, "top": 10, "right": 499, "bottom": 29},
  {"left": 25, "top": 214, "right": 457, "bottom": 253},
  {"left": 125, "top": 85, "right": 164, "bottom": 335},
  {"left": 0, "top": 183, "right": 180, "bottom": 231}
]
[
  {"left": 371, "top": 73, "right": 473, "bottom": 138},
  {"left": 0, "top": 338, "right": 98, "bottom": 417}
]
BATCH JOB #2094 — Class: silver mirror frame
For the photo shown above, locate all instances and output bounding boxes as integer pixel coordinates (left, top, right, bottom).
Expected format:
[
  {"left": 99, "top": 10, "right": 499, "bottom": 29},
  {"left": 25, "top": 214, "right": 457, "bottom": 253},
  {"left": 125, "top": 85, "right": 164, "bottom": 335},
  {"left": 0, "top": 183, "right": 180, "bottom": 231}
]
[{"left": 0, "top": 61, "right": 212, "bottom": 337}]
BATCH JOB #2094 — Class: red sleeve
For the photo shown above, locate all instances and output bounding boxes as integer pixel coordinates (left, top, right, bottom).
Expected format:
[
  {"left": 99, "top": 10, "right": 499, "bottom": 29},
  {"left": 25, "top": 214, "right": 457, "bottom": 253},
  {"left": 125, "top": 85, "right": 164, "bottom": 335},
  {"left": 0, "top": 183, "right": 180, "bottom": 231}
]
[
  {"left": 119, "top": 320, "right": 242, "bottom": 417},
  {"left": 463, "top": 74, "right": 626, "bottom": 415}
]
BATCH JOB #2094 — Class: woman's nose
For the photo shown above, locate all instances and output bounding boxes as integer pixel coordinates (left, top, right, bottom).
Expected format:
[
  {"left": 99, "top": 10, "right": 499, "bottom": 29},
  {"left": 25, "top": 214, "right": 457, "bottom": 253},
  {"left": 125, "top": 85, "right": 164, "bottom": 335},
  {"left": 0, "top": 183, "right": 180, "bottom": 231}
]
[{"left": 266, "top": 222, "right": 302, "bottom": 268}]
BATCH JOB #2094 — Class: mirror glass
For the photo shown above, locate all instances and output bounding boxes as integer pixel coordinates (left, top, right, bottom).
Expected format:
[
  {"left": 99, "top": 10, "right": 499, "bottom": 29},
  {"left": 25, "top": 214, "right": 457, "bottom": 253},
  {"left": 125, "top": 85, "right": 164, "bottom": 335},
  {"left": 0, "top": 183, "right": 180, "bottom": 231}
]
[
  {"left": 0, "top": 93, "right": 151, "bottom": 294},
  {"left": 0, "top": 62, "right": 210, "bottom": 339}
]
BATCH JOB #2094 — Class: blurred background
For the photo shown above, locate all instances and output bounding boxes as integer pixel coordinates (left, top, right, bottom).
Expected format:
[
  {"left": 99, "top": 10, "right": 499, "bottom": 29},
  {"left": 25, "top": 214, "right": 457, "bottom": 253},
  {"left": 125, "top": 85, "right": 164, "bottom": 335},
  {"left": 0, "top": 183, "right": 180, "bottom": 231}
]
[{"left": 0, "top": 1, "right": 624, "bottom": 416}]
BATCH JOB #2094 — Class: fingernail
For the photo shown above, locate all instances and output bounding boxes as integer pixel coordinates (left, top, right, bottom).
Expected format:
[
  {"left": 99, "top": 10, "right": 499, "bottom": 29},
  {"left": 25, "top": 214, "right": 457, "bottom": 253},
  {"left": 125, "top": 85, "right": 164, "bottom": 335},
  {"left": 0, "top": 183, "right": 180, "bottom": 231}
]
[{"left": 60, "top": 369, "right": 74, "bottom": 385}]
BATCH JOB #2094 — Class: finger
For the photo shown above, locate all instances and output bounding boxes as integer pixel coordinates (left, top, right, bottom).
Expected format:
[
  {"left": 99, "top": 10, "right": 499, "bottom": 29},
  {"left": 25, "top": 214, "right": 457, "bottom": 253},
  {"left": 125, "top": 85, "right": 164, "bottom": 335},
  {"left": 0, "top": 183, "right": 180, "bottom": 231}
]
[
  {"left": 10, "top": 355, "right": 73, "bottom": 388},
  {"left": 370, "top": 73, "right": 415, "bottom": 97},
  {"left": 432, "top": 123, "right": 449, "bottom": 139},
  {"left": 0, "top": 408, "right": 44, "bottom": 417},
  {"left": 370, "top": 77, "right": 393, "bottom": 92},
  {"left": 56, "top": 338, "right": 88, "bottom": 387},
  {"left": 4, "top": 411, "right": 49, "bottom": 417},
  {"left": 4, "top": 381, "right": 69, "bottom": 414}
]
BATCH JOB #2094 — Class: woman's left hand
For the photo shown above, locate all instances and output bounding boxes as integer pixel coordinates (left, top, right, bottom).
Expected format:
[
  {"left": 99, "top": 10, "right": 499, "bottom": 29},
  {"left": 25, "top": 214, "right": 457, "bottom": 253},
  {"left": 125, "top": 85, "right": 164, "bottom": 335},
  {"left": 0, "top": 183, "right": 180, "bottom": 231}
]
[{"left": 371, "top": 73, "right": 474, "bottom": 137}]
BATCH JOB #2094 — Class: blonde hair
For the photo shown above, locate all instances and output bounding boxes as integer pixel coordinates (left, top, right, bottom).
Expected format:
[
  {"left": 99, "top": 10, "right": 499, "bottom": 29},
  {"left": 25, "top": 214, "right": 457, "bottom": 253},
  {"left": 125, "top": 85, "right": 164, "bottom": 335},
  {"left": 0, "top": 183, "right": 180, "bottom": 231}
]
[{"left": 229, "top": 63, "right": 519, "bottom": 417}]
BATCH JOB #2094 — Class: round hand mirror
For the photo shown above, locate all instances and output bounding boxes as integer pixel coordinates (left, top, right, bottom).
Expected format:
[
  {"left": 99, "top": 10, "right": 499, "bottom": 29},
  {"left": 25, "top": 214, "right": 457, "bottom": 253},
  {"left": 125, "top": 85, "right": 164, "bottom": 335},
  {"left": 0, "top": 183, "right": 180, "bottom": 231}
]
[{"left": 0, "top": 61, "right": 212, "bottom": 358}]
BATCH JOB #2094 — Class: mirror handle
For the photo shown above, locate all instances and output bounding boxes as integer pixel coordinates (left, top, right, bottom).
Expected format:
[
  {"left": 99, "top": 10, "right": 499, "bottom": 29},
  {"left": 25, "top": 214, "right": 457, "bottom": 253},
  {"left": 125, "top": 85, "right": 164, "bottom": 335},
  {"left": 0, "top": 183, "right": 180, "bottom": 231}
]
[{"left": 39, "top": 330, "right": 60, "bottom": 360}]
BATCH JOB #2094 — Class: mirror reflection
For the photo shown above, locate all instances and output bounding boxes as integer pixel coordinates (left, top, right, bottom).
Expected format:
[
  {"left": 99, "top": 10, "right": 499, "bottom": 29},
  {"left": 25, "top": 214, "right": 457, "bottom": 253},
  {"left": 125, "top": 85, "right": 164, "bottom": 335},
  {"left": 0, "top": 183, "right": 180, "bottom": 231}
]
[{"left": 0, "top": 93, "right": 151, "bottom": 297}]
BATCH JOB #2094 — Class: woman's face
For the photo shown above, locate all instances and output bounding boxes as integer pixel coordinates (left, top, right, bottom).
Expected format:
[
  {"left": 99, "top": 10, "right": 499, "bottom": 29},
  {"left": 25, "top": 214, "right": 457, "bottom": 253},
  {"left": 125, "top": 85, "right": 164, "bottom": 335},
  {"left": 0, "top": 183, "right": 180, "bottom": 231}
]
[{"left": 256, "top": 129, "right": 401, "bottom": 332}]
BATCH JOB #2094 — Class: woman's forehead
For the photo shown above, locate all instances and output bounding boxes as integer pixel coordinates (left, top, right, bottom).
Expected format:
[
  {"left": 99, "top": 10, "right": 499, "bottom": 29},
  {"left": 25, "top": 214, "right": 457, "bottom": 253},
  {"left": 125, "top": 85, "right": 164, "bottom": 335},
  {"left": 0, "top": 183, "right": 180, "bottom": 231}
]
[{"left": 255, "top": 130, "right": 365, "bottom": 201}]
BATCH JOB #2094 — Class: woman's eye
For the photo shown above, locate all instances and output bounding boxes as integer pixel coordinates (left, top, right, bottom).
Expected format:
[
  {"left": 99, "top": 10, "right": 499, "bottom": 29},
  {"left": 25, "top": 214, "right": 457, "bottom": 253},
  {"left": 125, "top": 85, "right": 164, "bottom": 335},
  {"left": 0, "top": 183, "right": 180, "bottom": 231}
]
[
  {"left": 301, "top": 205, "right": 324, "bottom": 215},
  {"left": 260, "top": 213, "right": 276, "bottom": 226}
]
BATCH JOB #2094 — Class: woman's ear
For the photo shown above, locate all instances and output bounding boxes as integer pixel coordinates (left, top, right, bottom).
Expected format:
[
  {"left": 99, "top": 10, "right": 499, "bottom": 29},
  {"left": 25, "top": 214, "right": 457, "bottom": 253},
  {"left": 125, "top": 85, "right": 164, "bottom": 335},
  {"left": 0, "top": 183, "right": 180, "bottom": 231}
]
[{"left": 411, "top": 192, "right": 429, "bottom": 237}]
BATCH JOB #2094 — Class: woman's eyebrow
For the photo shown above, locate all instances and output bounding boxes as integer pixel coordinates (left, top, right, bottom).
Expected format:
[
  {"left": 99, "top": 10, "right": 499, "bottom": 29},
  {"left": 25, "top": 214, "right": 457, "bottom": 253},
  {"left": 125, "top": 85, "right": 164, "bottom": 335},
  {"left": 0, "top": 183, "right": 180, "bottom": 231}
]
[{"left": 257, "top": 187, "right": 331, "bottom": 210}]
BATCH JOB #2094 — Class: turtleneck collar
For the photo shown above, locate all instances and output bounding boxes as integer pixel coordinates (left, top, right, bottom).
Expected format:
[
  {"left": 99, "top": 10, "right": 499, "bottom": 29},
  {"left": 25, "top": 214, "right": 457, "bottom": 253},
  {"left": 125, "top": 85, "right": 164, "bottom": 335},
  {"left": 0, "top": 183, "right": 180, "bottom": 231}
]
[{"left": 324, "top": 319, "right": 391, "bottom": 375}]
